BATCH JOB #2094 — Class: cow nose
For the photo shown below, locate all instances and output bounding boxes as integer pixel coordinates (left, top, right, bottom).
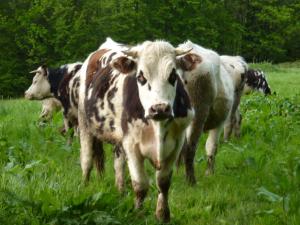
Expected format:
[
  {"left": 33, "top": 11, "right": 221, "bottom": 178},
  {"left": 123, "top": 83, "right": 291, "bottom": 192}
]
[
  {"left": 148, "top": 103, "right": 172, "bottom": 121},
  {"left": 24, "top": 91, "right": 31, "bottom": 99}
]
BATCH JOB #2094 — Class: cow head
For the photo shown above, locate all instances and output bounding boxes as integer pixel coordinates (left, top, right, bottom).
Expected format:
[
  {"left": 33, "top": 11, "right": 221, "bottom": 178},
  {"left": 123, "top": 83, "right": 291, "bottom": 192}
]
[
  {"left": 25, "top": 65, "right": 52, "bottom": 100},
  {"left": 111, "top": 40, "right": 197, "bottom": 121}
]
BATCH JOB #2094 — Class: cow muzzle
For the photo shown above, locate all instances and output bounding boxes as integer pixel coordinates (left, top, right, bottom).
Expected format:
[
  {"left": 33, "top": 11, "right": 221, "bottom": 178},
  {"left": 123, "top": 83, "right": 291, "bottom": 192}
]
[
  {"left": 24, "top": 91, "right": 33, "bottom": 100},
  {"left": 147, "top": 103, "right": 173, "bottom": 121}
]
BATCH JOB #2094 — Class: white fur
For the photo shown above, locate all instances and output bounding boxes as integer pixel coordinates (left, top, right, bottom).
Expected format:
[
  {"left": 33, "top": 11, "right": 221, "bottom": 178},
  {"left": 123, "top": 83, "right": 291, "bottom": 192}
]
[
  {"left": 25, "top": 66, "right": 52, "bottom": 100},
  {"left": 176, "top": 40, "right": 234, "bottom": 179}
]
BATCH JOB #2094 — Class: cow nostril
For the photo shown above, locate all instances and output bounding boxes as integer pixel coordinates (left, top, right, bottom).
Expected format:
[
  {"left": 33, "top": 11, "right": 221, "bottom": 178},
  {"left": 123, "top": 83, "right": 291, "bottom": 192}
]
[
  {"left": 164, "top": 105, "right": 171, "bottom": 113},
  {"left": 150, "top": 105, "right": 157, "bottom": 114}
]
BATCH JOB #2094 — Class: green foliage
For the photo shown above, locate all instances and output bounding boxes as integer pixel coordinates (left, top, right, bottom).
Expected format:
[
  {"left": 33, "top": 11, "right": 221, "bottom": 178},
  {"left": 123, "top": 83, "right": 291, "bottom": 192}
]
[
  {"left": 0, "top": 65, "right": 300, "bottom": 224},
  {"left": 0, "top": 0, "right": 299, "bottom": 97}
]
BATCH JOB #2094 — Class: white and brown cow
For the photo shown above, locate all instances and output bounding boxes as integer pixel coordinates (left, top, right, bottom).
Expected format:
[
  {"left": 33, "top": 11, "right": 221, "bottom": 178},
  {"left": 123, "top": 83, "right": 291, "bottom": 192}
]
[
  {"left": 220, "top": 55, "right": 248, "bottom": 141},
  {"left": 78, "top": 39, "right": 195, "bottom": 222},
  {"left": 25, "top": 62, "right": 82, "bottom": 136},
  {"left": 176, "top": 41, "right": 235, "bottom": 184}
]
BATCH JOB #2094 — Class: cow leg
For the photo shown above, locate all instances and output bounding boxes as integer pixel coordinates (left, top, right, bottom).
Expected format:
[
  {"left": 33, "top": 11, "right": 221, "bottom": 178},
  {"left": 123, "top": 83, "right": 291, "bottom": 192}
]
[
  {"left": 224, "top": 92, "right": 242, "bottom": 141},
  {"left": 123, "top": 142, "right": 148, "bottom": 209},
  {"left": 113, "top": 145, "right": 126, "bottom": 192},
  {"left": 184, "top": 110, "right": 207, "bottom": 185},
  {"left": 233, "top": 109, "right": 242, "bottom": 138},
  {"left": 63, "top": 117, "right": 74, "bottom": 145},
  {"left": 205, "top": 126, "right": 222, "bottom": 175},
  {"left": 155, "top": 168, "right": 172, "bottom": 223},
  {"left": 78, "top": 111, "right": 93, "bottom": 184}
]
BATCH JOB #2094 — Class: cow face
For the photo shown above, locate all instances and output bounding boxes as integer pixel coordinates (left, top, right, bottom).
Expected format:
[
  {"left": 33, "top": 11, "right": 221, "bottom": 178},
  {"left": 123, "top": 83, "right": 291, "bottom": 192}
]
[
  {"left": 112, "top": 41, "right": 195, "bottom": 121},
  {"left": 25, "top": 65, "right": 51, "bottom": 100}
]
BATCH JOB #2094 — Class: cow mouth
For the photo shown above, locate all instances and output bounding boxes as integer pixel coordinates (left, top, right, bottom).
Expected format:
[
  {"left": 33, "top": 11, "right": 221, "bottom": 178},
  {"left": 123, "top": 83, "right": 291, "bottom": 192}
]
[{"left": 146, "top": 113, "right": 173, "bottom": 121}]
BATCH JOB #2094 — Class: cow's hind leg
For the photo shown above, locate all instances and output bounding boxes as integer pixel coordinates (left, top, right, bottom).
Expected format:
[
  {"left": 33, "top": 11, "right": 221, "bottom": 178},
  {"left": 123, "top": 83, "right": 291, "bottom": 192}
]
[
  {"left": 205, "top": 126, "right": 222, "bottom": 176},
  {"left": 78, "top": 114, "right": 93, "bottom": 184},
  {"left": 113, "top": 145, "right": 126, "bottom": 192},
  {"left": 233, "top": 109, "right": 242, "bottom": 138}
]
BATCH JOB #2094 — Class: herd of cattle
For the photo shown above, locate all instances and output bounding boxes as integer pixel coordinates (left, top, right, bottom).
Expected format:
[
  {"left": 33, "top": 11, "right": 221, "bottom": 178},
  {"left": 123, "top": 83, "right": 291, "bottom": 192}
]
[{"left": 24, "top": 38, "right": 271, "bottom": 222}]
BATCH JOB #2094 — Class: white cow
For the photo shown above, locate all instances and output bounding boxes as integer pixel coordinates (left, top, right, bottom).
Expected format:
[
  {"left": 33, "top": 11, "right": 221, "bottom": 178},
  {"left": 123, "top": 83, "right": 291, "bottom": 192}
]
[
  {"left": 220, "top": 55, "right": 248, "bottom": 141},
  {"left": 176, "top": 40, "right": 234, "bottom": 184}
]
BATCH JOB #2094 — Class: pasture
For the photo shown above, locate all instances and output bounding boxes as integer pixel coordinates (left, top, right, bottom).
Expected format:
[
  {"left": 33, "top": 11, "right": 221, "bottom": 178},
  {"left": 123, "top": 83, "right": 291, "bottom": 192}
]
[{"left": 0, "top": 63, "right": 300, "bottom": 225}]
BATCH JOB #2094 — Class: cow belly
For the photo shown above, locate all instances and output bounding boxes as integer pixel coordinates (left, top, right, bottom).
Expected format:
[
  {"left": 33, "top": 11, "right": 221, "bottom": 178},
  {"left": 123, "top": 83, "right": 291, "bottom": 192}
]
[
  {"left": 204, "top": 97, "right": 232, "bottom": 131},
  {"left": 87, "top": 116, "right": 123, "bottom": 144}
]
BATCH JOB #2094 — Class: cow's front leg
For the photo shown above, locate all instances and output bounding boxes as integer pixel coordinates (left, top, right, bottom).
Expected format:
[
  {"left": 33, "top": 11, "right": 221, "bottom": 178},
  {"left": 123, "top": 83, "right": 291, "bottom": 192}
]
[
  {"left": 205, "top": 126, "right": 222, "bottom": 175},
  {"left": 113, "top": 145, "right": 126, "bottom": 192},
  {"left": 184, "top": 116, "right": 206, "bottom": 185},
  {"left": 123, "top": 141, "right": 149, "bottom": 209},
  {"left": 155, "top": 168, "right": 172, "bottom": 222}
]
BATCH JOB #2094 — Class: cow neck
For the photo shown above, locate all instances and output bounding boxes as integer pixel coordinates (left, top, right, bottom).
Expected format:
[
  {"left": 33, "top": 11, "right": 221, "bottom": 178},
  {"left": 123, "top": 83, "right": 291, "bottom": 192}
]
[{"left": 47, "top": 67, "right": 67, "bottom": 98}]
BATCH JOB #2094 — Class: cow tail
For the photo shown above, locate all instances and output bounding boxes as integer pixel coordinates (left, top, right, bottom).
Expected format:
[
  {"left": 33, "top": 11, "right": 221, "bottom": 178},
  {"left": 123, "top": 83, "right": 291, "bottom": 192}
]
[{"left": 92, "top": 138, "right": 105, "bottom": 176}]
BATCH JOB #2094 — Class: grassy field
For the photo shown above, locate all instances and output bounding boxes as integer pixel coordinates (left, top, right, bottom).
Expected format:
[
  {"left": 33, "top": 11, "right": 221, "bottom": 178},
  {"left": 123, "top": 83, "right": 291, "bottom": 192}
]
[{"left": 0, "top": 63, "right": 300, "bottom": 225}]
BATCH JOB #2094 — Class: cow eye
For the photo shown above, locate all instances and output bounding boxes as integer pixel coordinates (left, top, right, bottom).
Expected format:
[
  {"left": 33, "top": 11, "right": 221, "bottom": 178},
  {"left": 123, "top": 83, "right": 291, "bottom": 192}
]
[
  {"left": 168, "top": 69, "right": 177, "bottom": 86},
  {"left": 137, "top": 71, "right": 147, "bottom": 86}
]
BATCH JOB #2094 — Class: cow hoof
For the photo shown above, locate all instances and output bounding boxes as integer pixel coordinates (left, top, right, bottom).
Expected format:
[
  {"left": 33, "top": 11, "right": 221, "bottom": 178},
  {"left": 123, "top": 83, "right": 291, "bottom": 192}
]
[
  {"left": 186, "top": 174, "right": 196, "bottom": 186},
  {"left": 155, "top": 207, "right": 170, "bottom": 223},
  {"left": 205, "top": 168, "right": 214, "bottom": 176}
]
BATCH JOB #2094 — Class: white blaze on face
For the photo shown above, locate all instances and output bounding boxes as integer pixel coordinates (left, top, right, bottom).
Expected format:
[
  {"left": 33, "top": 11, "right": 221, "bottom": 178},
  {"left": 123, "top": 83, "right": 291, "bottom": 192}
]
[
  {"left": 134, "top": 41, "right": 178, "bottom": 118},
  {"left": 25, "top": 66, "right": 51, "bottom": 100}
]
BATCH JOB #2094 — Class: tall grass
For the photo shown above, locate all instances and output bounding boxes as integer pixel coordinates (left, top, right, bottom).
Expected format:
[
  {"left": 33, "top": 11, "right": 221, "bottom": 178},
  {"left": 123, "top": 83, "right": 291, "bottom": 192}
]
[{"left": 0, "top": 63, "right": 300, "bottom": 224}]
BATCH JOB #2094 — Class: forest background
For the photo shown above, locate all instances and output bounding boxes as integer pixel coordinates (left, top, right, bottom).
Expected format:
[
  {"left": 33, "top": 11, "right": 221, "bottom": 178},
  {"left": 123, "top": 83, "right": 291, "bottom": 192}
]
[{"left": 0, "top": 0, "right": 299, "bottom": 97}]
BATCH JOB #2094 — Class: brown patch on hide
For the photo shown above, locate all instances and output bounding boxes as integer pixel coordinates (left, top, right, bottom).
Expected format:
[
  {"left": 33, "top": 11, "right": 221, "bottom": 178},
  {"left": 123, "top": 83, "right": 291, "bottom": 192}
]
[
  {"left": 173, "top": 77, "right": 191, "bottom": 118},
  {"left": 86, "top": 49, "right": 109, "bottom": 87},
  {"left": 107, "top": 86, "right": 118, "bottom": 114},
  {"left": 121, "top": 75, "right": 147, "bottom": 134}
]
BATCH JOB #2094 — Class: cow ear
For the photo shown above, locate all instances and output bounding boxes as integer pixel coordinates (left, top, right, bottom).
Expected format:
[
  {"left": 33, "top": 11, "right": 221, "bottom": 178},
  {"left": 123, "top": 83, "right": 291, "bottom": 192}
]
[
  {"left": 111, "top": 56, "right": 136, "bottom": 74},
  {"left": 41, "top": 65, "right": 48, "bottom": 76},
  {"left": 177, "top": 53, "right": 202, "bottom": 71}
]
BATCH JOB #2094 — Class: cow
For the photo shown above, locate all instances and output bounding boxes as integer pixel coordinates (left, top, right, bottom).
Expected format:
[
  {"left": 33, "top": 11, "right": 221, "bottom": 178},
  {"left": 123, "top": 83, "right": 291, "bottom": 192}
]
[
  {"left": 39, "top": 97, "right": 62, "bottom": 121},
  {"left": 243, "top": 69, "right": 271, "bottom": 95},
  {"left": 25, "top": 62, "right": 82, "bottom": 137},
  {"left": 176, "top": 40, "right": 234, "bottom": 184},
  {"left": 78, "top": 38, "right": 195, "bottom": 222},
  {"left": 220, "top": 55, "right": 248, "bottom": 141}
]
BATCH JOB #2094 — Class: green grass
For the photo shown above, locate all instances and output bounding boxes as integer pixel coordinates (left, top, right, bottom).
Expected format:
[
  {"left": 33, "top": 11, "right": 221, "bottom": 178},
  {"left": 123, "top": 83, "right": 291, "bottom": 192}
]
[{"left": 0, "top": 62, "right": 300, "bottom": 224}]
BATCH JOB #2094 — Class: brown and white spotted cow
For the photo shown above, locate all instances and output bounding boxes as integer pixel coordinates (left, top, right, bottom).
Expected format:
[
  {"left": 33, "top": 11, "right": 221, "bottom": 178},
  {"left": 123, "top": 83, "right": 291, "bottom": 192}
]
[
  {"left": 220, "top": 55, "right": 248, "bottom": 141},
  {"left": 243, "top": 69, "right": 271, "bottom": 95},
  {"left": 25, "top": 62, "right": 82, "bottom": 135},
  {"left": 78, "top": 38, "right": 195, "bottom": 222},
  {"left": 176, "top": 41, "right": 234, "bottom": 184}
]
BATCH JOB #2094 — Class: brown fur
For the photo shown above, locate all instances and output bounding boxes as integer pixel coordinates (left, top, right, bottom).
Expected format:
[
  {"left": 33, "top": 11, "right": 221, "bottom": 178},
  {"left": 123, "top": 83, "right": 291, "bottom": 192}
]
[{"left": 86, "top": 49, "right": 109, "bottom": 87}]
